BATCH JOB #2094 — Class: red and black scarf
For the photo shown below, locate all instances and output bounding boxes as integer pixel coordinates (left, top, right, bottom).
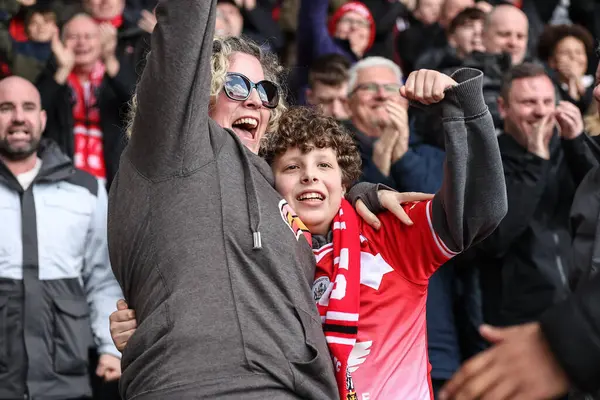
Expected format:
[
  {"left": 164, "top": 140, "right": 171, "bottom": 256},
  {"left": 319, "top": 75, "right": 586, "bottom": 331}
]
[
  {"left": 313, "top": 199, "right": 361, "bottom": 400},
  {"left": 67, "top": 61, "right": 107, "bottom": 181}
]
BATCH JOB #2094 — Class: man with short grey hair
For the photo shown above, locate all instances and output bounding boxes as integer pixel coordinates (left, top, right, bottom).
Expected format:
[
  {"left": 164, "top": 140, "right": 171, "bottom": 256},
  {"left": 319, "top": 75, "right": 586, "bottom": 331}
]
[{"left": 345, "top": 56, "right": 445, "bottom": 193}]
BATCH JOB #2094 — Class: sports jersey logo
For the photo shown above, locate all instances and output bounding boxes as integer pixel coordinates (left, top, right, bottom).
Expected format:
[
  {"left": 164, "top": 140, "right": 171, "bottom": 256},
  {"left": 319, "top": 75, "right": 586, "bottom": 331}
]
[
  {"left": 312, "top": 276, "right": 331, "bottom": 302},
  {"left": 278, "top": 199, "right": 311, "bottom": 244}
]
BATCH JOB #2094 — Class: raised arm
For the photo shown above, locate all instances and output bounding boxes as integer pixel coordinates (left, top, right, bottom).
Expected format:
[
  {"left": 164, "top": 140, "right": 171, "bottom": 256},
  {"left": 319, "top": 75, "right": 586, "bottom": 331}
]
[
  {"left": 297, "top": 0, "right": 346, "bottom": 68},
  {"left": 126, "top": 0, "right": 217, "bottom": 179},
  {"left": 403, "top": 69, "right": 508, "bottom": 254}
]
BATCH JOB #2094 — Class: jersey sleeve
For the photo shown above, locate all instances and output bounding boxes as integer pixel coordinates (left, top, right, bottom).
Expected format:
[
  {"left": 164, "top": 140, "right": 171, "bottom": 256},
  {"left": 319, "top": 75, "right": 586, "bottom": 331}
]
[{"left": 362, "top": 200, "right": 458, "bottom": 284}]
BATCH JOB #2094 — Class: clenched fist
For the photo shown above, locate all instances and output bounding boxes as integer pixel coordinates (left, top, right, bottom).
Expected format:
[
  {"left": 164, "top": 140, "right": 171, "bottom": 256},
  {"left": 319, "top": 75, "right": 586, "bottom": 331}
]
[{"left": 400, "top": 69, "right": 458, "bottom": 105}]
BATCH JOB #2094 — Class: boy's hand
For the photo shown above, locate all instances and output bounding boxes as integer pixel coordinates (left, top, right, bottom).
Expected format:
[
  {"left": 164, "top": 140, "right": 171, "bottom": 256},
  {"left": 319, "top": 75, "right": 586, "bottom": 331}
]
[
  {"left": 401, "top": 70, "right": 458, "bottom": 105},
  {"left": 109, "top": 299, "right": 137, "bottom": 352},
  {"left": 17, "top": 0, "right": 36, "bottom": 6},
  {"left": 356, "top": 191, "right": 434, "bottom": 229}
]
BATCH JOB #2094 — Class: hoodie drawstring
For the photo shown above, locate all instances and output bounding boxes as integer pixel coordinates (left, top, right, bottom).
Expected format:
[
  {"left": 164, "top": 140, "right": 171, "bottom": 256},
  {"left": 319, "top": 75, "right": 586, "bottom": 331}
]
[{"left": 226, "top": 129, "right": 263, "bottom": 250}]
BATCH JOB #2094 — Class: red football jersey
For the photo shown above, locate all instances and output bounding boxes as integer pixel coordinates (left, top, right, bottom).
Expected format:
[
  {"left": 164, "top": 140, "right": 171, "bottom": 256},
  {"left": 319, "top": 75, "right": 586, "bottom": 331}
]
[{"left": 313, "top": 200, "right": 457, "bottom": 400}]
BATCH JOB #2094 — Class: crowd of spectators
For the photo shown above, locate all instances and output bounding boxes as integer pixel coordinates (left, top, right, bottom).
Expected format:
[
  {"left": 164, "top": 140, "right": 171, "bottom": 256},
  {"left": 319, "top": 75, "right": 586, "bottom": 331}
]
[{"left": 1, "top": 0, "right": 600, "bottom": 398}]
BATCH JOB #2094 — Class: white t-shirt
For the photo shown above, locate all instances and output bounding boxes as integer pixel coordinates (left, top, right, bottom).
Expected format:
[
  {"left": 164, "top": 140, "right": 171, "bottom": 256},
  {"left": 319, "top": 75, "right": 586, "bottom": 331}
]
[{"left": 16, "top": 158, "right": 42, "bottom": 190}]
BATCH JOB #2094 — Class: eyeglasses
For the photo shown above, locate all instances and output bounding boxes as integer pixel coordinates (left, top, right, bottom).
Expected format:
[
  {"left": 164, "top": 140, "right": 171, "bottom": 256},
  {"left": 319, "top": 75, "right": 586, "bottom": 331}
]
[
  {"left": 338, "top": 16, "right": 371, "bottom": 29},
  {"left": 350, "top": 82, "right": 401, "bottom": 96},
  {"left": 224, "top": 73, "right": 280, "bottom": 109}
]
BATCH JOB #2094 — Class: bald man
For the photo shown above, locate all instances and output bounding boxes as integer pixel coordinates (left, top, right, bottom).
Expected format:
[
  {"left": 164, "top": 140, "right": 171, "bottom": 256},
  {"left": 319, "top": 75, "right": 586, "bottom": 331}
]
[
  {"left": 482, "top": 4, "right": 529, "bottom": 65},
  {"left": 0, "top": 76, "right": 123, "bottom": 400}
]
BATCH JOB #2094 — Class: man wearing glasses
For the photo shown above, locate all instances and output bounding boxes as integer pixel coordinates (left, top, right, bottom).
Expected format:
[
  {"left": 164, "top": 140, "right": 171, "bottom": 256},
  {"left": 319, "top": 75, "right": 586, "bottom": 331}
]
[{"left": 344, "top": 56, "right": 445, "bottom": 194}]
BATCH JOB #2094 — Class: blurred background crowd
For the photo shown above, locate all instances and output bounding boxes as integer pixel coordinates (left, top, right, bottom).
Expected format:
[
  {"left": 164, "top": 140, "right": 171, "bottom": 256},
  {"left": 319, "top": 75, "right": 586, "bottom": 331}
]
[{"left": 2, "top": 0, "right": 600, "bottom": 398}]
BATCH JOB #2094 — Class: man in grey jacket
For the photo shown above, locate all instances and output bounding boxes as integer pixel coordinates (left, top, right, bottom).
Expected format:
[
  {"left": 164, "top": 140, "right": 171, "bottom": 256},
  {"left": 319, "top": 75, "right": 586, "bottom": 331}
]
[{"left": 0, "top": 76, "right": 123, "bottom": 400}]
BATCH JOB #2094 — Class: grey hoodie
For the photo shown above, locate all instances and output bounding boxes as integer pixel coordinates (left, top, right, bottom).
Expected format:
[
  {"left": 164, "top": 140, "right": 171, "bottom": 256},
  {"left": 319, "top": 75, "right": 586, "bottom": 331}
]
[{"left": 107, "top": 0, "right": 507, "bottom": 399}]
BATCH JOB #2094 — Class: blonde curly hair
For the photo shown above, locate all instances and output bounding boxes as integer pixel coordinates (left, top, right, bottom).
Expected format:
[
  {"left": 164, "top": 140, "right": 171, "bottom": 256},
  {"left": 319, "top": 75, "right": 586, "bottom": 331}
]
[{"left": 127, "top": 35, "right": 287, "bottom": 137}]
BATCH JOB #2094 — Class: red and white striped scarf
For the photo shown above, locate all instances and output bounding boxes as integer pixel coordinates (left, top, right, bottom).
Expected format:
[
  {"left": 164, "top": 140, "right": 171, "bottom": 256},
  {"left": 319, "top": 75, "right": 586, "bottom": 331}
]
[
  {"left": 68, "top": 61, "right": 107, "bottom": 181},
  {"left": 313, "top": 199, "right": 361, "bottom": 400}
]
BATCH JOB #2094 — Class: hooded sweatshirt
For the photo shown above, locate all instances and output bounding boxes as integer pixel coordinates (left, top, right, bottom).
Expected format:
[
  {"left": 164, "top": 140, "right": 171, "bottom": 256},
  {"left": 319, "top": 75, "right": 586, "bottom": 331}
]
[{"left": 107, "top": 0, "right": 339, "bottom": 398}]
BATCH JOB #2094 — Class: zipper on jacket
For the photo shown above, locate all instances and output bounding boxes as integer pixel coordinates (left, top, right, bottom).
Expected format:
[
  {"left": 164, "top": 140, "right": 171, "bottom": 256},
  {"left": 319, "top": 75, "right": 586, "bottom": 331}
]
[{"left": 553, "top": 233, "right": 568, "bottom": 287}]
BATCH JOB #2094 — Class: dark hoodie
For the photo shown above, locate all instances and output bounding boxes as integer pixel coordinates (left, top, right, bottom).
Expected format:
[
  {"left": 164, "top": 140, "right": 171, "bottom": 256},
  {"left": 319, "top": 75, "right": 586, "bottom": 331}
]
[{"left": 107, "top": 0, "right": 339, "bottom": 398}]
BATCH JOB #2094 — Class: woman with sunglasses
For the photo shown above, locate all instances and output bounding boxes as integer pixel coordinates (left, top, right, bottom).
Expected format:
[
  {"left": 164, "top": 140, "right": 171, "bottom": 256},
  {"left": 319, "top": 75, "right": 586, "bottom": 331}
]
[{"left": 107, "top": 1, "right": 428, "bottom": 399}]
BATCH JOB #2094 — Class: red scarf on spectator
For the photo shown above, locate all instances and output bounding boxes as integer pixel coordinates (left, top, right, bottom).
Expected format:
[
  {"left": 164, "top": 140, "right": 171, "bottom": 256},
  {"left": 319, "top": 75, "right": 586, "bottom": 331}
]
[
  {"left": 313, "top": 199, "right": 361, "bottom": 400},
  {"left": 67, "top": 61, "right": 107, "bottom": 181},
  {"left": 94, "top": 15, "right": 123, "bottom": 28}
]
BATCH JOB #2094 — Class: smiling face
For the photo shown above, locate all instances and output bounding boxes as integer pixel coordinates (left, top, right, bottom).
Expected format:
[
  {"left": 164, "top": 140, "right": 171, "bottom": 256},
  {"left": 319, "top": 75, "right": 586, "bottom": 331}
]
[
  {"left": 348, "top": 65, "right": 406, "bottom": 136},
  {"left": 483, "top": 5, "right": 528, "bottom": 65},
  {"left": 334, "top": 10, "right": 371, "bottom": 57},
  {"left": 63, "top": 15, "right": 102, "bottom": 69},
  {"left": 449, "top": 18, "right": 484, "bottom": 58},
  {"left": 306, "top": 81, "right": 350, "bottom": 120},
  {"left": 209, "top": 52, "right": 271, "bottom": 154},
  {"left": 549, "top": 36, "right": 588, "bottom": 80},
  {"left": 0, "top": 77, "right": 46, "bottom": 163},
  {"left": 26, "top": 12, "right": 57, "bottom": 43},
  {"left": 273, "top": 146, "right": 345, "bottom": 236},
  {"left": 499, "top": 74, "right": 556, "bottom": 146}
]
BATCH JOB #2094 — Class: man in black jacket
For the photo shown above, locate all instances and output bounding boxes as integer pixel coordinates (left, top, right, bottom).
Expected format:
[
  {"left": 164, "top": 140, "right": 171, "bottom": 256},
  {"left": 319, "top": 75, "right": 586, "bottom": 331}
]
[
  {"left": 437, "top": 61, "right": 600, "bottom": 400},
  {"left": 476, "top": 62, "right": 596, "bottom": 327}
]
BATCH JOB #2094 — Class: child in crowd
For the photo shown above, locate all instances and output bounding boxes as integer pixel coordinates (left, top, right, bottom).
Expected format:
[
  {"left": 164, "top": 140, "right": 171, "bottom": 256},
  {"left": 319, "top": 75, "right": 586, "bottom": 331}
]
[
  {"left": 108, "top": 68, "right": 506, "bottom": 400},
  {"left": 0, "top": 5, "right": 56, "bottom": 81}
]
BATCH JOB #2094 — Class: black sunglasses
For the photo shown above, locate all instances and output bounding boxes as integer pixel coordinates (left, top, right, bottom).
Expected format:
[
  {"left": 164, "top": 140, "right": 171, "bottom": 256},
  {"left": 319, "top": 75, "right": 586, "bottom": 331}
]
[{"left": 223, "top": 73, "right": 279, "bottom": 109}]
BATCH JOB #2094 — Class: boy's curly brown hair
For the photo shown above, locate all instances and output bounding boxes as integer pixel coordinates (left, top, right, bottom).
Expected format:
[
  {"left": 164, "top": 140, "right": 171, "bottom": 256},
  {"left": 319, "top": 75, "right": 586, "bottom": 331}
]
[{"left": 260, "top": 107, "right": 362, "bottom": 186}]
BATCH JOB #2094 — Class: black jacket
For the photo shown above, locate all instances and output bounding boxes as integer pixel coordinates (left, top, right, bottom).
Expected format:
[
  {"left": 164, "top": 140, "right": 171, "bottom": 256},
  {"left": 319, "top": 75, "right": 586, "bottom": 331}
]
[
  {"left": 36, "top": 59, "right": 136, "bottom": 189},
  {"left": 540, "top": 270, "right": 600, "bottom": 394},
  {"left": 539, "top": 137, "right": 600, "bottom": 395},
  {"left": 477, "top": 132, "right": 596, "bottom": 326}
]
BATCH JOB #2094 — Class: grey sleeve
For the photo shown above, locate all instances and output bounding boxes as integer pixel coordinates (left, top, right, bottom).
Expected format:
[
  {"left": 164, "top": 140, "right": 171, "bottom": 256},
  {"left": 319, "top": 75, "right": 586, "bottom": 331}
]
[
  {"left": 346, "top": 182, "right": 395, "bottom": 215},
  {"left": 427, "top": 68, "right": 508, "bottom": 253},
  {"left": 126, "top": 0, "right": 218, "bottom": 180},
  {"left": 83, "top": 180, "right": 124, "bottom": 358}
]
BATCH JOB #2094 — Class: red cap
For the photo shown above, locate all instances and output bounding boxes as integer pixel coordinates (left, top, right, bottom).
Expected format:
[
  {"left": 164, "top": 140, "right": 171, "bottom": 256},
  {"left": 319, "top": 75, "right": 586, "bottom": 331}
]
[{"left": 328, "top": 2, "right": 376, "bottom": 52}]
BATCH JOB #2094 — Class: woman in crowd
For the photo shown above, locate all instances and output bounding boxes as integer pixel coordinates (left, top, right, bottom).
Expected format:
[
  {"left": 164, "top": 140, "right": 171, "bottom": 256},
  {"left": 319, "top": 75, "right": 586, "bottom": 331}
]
[{"left": 538, "top": 24, "right": 596, "bottom": 115}]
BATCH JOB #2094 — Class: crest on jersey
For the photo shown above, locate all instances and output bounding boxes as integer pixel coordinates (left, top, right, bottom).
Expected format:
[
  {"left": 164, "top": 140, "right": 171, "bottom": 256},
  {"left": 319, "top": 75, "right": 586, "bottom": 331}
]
[{"left": 312, "top": 276, "right": 330, "bottom": 302}]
